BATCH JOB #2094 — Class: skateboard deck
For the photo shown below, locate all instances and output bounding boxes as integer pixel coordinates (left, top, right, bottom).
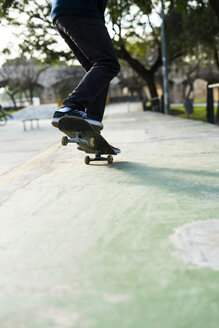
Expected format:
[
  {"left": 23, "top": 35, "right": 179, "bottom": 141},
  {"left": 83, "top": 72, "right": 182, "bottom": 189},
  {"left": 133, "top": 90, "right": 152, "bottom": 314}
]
[{"left": 58, "top": 116, "right": 120, "bottom": 164}]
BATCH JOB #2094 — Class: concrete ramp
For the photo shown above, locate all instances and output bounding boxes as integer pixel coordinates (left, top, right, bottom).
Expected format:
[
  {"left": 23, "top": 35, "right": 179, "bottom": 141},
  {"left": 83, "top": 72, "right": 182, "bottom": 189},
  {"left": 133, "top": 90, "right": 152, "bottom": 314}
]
[{"left": 0, "top": 108, "right": 219, "bottom": 328}]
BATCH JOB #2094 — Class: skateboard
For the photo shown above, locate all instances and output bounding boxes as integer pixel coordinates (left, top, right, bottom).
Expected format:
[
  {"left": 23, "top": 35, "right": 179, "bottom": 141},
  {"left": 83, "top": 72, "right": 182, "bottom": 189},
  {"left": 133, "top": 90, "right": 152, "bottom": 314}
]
[{"left": 58, "top": 116, "right": 121, "bottom": 165}]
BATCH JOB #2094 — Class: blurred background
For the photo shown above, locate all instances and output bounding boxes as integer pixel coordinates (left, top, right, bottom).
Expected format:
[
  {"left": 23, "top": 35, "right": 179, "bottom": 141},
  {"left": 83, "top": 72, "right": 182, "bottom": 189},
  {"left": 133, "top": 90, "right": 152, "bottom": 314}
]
[{"left": 0, "top": 0, "right": 218, "bottom": 123}]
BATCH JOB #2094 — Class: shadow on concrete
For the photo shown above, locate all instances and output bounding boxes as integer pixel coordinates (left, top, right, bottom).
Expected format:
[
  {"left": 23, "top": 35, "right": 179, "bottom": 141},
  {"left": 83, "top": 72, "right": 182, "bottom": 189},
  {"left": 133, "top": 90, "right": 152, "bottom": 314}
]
[{"left": 107, "top": 161, "right": 219, "bottom": 197}]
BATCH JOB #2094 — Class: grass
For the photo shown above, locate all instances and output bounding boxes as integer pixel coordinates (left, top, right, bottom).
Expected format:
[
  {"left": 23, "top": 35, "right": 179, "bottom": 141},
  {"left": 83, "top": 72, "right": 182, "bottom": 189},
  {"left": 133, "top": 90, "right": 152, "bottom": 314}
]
[
  {"left": 194, "top": 99, "right": 206, "bottom": 104},
  {"left": 170, "top": 106, "right": 218, "bottom": 123}
]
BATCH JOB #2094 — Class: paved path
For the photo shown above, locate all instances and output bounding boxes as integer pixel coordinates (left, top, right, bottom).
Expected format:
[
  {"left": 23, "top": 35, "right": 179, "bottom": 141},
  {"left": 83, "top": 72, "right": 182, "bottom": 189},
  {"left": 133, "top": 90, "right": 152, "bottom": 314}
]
[
  {"left": 0, "top": 103, "right": 218, "bottom": 328},
  {"left": 0, "top": 104, "right": 59, "bottom": 175}
]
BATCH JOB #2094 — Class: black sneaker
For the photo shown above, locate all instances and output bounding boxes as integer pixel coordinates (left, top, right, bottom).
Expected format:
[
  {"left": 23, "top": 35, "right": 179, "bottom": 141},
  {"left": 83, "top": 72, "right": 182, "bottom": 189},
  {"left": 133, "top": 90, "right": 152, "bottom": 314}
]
[
  {"left": 86, "top": 118, "right": 104, "bottom": 131},
  {"left": 51, "top": 106, "right": 104, "bottom": 131},
  {"left": 51, "top": 107, "right": 87, "bottom": 128}
]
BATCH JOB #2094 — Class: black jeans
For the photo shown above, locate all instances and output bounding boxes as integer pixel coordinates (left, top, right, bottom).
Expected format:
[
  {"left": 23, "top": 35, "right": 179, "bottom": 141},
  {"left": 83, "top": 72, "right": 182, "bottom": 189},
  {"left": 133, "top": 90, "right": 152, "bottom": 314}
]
[{"left": 54, "top": 15, "right": 120, "bottom": 122}]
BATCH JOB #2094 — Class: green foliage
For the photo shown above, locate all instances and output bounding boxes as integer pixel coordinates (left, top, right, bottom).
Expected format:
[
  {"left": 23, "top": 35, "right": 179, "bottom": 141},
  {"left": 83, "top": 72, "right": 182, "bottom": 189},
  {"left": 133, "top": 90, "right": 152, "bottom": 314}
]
[
  {"left": 0, "top": 0, "right": 27, "bottom": 18},
  {"left": 134, "top": 0, "right": 153, "bottom": 14},
  {"left": 18, "top": 1, "right": 74, "bottom": 64},
  {"left": 0, "top": 0, "right": 73, "bottom": 64},
  {"left": 165, "top": 0, "right": 219, "bottom": 63}
]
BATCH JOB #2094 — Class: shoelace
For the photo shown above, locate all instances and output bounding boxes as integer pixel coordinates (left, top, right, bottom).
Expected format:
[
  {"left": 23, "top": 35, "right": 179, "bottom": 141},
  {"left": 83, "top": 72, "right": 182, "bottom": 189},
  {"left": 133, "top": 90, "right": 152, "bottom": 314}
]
[{"left": 74, "top": 109, "right": 87, "bottom": 119}]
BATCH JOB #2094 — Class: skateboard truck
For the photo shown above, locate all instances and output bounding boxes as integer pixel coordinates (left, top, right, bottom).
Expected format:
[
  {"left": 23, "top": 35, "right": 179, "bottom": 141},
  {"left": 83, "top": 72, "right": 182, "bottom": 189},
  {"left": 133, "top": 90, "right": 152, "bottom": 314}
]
[
  {"left": 85, "top": 152, "right": 113, "bottom": 165},
  {"left": 61, "top": 133, "right": 95, "bottom": 148},
  {"left": 61, "top": 134, "right": 114, "bottom": 165}
]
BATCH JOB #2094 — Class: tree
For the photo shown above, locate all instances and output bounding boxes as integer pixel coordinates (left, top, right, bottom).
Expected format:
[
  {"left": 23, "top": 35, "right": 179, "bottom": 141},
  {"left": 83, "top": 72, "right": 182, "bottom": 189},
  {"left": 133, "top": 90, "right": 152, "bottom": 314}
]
[
  {"left": 165, "top": 0, "right": 219, "bottom": 68},
  {"left": 107, "top": 0, "right": 161, "bottom": 98},
  {"left": 1, "top": 0, "right": 218, "bottom": 101},
  {"left": 0, "top": 0, "right": 28, "bottom": 17},
  {"left": 105, "top": 0, "right": 219, "bottom": 98},
  {"left": 0, "top": 0, "right": 71, "bottom": 64},
  {"left": 0, "top": 57, "right": 48, "bottom": 107}
]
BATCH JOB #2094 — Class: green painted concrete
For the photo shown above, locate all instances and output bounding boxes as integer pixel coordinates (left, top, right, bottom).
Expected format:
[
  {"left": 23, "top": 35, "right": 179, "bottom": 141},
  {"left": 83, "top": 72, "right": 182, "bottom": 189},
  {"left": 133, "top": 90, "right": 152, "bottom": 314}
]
[{"left": 0, "top": 107, "right": 218, "bottom": 327}]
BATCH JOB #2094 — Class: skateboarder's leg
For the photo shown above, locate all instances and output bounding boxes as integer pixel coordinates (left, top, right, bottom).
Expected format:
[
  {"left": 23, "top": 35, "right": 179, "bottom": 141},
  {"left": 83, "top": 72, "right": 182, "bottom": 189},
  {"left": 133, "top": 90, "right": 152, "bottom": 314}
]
[
  {"left": 55, "top": 27, "right": 92, "bottom": 72},
  {"left": 55, "top": 27, "right": 108, "bottom": 122},
  {"left": 54, "top": 15, "right": 120, "bottom": 111},
  {"left": 86, "top": 85, "right": 109, "bottom": 122}
]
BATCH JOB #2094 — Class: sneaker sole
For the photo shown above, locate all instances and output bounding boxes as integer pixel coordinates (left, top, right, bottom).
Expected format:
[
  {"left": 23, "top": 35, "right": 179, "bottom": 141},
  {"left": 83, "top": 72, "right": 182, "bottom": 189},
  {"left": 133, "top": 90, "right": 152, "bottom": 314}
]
[
  {"left": 51, "top": 117, "right": 103, "bottom": 131},
  {"left": 85, "top": 118, "right": 103, "bottom": 131},
  {"left": 51, "top": 118, "right": 59, "bottom": 128}
]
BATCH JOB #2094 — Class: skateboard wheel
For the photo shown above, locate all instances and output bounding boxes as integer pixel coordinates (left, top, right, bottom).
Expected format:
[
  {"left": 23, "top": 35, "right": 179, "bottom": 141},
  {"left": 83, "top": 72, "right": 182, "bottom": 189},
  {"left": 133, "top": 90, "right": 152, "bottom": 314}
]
[
  {"left": 61, "top": 136, "right": 68, "bottom": 146},
  {"left": 87, "top": 137, "right": 95, "bottom": 148},
  {"left": 107, "top": 155, "right": 113, "bottom": 164},
  {"left": 85, "top": 156, "right": 91, "bottom": 165}
]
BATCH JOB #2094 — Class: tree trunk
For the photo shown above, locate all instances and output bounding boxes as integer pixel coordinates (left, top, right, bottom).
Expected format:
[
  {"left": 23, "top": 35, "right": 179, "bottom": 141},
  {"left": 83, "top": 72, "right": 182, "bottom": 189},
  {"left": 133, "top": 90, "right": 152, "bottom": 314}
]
[
  {"left": 145, "top": 73, "right": 158, "bottom": 98},
  {"left": 29, "top": 86, "right": 34, "bottom": 105},
  {"left": 8, "top": 93, "right": 17, "bottom": 109},
  {"left": 11, "top": 95, "right": 17, "bottom": 109},
  {"left": 116, "top": 45, "right": 160, "bottom": 99}
]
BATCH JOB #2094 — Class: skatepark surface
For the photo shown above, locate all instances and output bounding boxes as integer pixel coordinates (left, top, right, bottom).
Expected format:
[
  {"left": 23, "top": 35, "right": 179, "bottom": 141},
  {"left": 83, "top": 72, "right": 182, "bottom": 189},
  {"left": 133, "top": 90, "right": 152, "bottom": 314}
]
[{"left": 0, "top": 103, "right": 218, "bottom": 328}]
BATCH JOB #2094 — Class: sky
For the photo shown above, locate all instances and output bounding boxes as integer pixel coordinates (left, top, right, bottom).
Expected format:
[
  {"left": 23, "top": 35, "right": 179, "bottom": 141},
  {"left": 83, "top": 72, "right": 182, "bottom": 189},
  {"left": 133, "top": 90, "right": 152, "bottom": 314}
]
[
  {"left": 0, "top": 24, "right": 26, "bottom": 66},
  {"left": 0, "top": 26, "right": 15, "bottom": 64}
]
